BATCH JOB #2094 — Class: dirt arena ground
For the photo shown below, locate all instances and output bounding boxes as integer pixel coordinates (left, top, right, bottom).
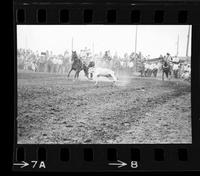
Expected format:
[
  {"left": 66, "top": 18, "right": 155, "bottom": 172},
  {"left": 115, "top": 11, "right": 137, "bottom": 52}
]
[{"left": 17, "top": 71, "right": 191, "bottom": 144}]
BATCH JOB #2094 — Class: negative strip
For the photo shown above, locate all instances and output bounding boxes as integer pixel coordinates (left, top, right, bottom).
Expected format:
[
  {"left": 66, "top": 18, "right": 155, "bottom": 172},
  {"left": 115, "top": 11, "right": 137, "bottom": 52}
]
[{"left": 13, "top": 0, "right": 200, "bottom": 172}]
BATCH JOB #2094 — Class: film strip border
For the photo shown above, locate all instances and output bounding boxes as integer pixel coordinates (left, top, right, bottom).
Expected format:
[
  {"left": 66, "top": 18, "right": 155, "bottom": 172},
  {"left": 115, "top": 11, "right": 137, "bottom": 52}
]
[
  {"left": 13, "top": 0, "right": 200, "bottom": 172},
  {"left": 13, "top": 145, "right": 200, "bottom": 171},
  {"left": 14, "top": 2, "right": 200, "bottom": 24}
]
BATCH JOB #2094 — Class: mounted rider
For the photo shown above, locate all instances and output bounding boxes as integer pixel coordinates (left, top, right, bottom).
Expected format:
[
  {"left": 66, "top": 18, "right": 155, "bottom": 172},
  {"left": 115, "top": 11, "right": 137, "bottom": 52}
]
[
  {"left": 165, "top": 52, "right": 173, "bottom": 70},
  {"left": 164, "top": 53, "right": 172, "bottom": 63},
  {"left": 161, "top": 53, "right": 173, "bottom": 80}
]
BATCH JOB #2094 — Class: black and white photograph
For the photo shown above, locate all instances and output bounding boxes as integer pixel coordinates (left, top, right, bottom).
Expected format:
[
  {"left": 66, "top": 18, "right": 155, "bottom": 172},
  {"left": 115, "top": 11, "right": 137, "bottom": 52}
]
[{"left": 17, "top": 25, "right": 192, "bottom": 144}]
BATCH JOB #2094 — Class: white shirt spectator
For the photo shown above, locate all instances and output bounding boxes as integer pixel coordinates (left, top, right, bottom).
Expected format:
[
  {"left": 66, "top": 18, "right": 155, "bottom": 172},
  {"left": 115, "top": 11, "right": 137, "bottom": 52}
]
[{"left": 172, "top": 56, "right": 180, "bottom": 63}]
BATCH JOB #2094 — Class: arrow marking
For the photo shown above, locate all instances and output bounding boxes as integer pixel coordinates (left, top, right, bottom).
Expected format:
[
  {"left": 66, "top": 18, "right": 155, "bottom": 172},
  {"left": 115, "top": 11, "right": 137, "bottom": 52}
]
[
  {"left": 108, "top": 160, "right": 127, "bottom": 168},
  {"left": 13, "top": 161, "right": 29, "bottom": 168}
]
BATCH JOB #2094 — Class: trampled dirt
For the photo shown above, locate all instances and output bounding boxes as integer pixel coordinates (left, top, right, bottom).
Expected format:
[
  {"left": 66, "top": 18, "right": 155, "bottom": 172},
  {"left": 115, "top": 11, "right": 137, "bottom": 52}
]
[{"left": 17, "top": 71, "right": 191, "bottom": 144}]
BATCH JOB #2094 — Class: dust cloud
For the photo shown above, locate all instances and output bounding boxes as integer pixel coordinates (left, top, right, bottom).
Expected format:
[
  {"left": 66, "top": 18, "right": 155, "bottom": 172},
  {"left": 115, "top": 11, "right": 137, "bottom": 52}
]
[{"left": 115, "top": 71, "right": 132, "bottom": 87}]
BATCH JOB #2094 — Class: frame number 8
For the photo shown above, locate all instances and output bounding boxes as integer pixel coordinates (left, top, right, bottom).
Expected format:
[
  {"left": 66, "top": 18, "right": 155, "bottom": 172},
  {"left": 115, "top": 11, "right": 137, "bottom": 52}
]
[{"left": 131, "top": 161, "right": 138, "bottom": 168}]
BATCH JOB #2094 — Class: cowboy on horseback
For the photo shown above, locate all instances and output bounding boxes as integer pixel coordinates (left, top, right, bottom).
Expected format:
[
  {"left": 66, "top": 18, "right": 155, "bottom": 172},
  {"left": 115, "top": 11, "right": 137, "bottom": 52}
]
[
  {"left": 67, "top": 51, "right": 95, "bottom": 80},
  {"left": 161, "top": 53, "right": 172, "bottom": 81}
]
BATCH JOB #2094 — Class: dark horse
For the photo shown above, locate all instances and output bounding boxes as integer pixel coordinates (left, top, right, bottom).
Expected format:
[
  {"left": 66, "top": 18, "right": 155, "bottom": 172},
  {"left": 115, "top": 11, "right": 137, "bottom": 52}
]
[
  {"left": 67, "top": 51, "right": 95, "bottom": 79},
  {"left": 161, "top": 60, "right": 172, "bottom": 81}
]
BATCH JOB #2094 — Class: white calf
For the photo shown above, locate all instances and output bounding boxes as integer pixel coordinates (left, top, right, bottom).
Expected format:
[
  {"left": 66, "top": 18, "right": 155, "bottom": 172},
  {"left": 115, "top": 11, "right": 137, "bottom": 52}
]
[{"left": 88, "top": 67, "right": 117, "bottom": 85}]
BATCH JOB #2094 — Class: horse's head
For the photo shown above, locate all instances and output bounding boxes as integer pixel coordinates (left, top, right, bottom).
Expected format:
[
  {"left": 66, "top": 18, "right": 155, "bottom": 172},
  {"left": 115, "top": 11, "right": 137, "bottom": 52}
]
[{"left": 71, "top": 51, "right": 78, "bottom": 62}]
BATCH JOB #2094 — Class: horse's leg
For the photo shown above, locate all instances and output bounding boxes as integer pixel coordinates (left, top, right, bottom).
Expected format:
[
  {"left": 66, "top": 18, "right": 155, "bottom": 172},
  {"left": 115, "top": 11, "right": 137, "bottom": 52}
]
[
  {"left": 77, "top": 71, "right": 80, "bottom": 79},
  {"left": 93, "top": 74, "right": 98, "bottom": 86},
  {"left": 176, "top": 70, "right": 178, "bottom": 78},
  {"left": 156, "top": 69, "right": 158, "bottom": 77},
  {"left": 162, "top": 71, "right": 164, "bottom": 81},
  {"left": 169, "top": 69, "right": 172, "bottom": 80},
  {"left": 74, "top": 71, "right": 78, "bottom": 80},
  {"left": 68, "top": 68, "right": 73, "bottom": 77},
  {"left": 142, "top": 70, "right": 145, "bottom": 77},
  {"left": 166, "top": 71, "right": 168, "bottom": 80},
  {"left": 149, "top": 70, "right": 152, "bottom": 77},
  {"left": 174, "top": 70, "right": 176, "bottom": 78},
  {"left": 154, "top": 70, "right": 156, "bottom": 77},
  {"left": 169, "top": 70, "right": 171, "bottom": 80}
]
